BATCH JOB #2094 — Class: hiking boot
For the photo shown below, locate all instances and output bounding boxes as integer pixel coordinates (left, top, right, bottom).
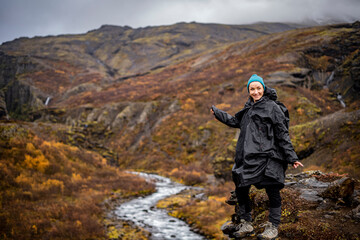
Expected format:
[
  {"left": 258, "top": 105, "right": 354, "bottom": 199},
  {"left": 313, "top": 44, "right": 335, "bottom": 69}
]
[
  {"left": 257, "top": 222, "right": 279, "bottom": 240},
  {"left": 233, "top": 219, "right": 254, "bottom": 238},
  {"left": 225, "top": 190, "right": 237, "bottom": 205}
]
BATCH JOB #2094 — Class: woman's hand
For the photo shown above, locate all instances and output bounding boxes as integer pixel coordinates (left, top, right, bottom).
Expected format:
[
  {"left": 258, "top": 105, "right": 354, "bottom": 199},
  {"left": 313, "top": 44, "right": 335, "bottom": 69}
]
[{"left": 292, "top": 161, "right": 304, "bottom": 169}]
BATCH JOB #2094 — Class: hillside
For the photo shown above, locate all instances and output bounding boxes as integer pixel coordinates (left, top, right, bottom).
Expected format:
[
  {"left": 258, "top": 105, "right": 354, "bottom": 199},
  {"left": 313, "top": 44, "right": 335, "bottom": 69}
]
[
  {"left": 1, "top": 21, "right": 360, "bottom": 239},
  {"left": 0, "top": 121, "right": 154, "bottom": 239},
  {"left": 0, "top": 22, "right": 306, "bottom": 114}
]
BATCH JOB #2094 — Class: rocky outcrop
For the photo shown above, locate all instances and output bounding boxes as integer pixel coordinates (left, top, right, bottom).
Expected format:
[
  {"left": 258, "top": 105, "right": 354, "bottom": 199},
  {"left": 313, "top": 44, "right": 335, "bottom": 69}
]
[
  {"left": 0, "top": 90, "right": 8, "bottom": 119},
  {"left": 221, "top": 171, "right": 360, "bottom": 239},
  {"left": 34, "top": 99, "right": 180, "bottom": 164},
  {"left": 0, "top": 52, "right": 46, "bottom": 120},
  {"left": 266, "top": 68, "right": 312, "bottom": 88},
  {"left": 265, "top": 22, "right": 360, "bottom": 104},
  {"left": 5, "top": 79, "right": 45, "bottom": 119},
  {"left": 302, "top": 22, "right": 360, "bottom": 102},
  {"left": 286, "top": 171, "right": 357, "bottom": 204}
]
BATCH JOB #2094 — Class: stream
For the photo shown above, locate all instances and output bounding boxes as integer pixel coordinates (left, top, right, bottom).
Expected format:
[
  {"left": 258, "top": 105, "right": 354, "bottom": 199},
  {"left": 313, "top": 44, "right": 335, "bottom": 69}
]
[{"left": 114, "top": 172, "right": 205, "bottom": 240}]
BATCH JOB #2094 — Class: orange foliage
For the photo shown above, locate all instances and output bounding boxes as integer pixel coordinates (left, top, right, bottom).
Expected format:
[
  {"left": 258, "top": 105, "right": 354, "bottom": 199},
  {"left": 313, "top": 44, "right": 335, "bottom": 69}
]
[
  {"left": 168, "top": 167, "right": 207, "bottom": 186},
  {"left": 181, "top": 98, "right": 196, "bottom": 111},
  {"left": 0, "top": 122, "right": 155, "bottom": 240},
  {"left": 23, "top": 143, "right": 50, "bottom": 173}
]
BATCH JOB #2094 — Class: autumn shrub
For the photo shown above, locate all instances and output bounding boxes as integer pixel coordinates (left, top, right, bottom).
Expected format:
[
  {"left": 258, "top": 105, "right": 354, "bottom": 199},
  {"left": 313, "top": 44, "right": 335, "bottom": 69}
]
[
  {"left": 0, "top": 122, "right": 155, "bottom": 240},
  {"left": 205, "top": 180, "right": 234, "bottom": 197},
  {"left": 168, "top": 166, "right": 207, "bottom": 186},
  {"left": 41, "top": 199, "right": 105, "bottom": 240},
  {"left": 159, "top": 191, "right": 233, "bottom": 239},
  {"left": 14, "top": 172, "right": 35, "bottom": 190},
  {"left": 40, "top": 179, "right": 65, "bottom": 194},
  {"left": 23, "top": 153, "right": 50, "bottom": 173}
]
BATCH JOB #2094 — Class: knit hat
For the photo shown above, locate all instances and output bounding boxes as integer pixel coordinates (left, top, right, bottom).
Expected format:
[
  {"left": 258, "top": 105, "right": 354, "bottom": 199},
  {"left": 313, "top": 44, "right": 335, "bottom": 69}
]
[{"left": 247, "top": 74, "right": 265, "bottom": 92}]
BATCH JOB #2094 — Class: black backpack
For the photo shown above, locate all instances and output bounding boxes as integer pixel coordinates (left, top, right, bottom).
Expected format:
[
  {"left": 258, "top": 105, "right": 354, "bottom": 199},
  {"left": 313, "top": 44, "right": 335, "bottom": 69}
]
[{"left": 275, "top": 100, "right": 290, "bottom": 129}]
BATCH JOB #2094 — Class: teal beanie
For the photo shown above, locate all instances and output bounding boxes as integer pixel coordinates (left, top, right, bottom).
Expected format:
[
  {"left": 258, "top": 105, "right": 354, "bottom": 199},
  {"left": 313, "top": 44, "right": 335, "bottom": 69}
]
[{"left": 247, "top": 74, "right": 265, "bottom": 92}]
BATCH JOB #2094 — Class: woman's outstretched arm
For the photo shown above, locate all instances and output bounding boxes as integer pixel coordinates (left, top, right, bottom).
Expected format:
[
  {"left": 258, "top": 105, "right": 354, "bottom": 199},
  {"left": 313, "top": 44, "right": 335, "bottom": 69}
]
[{"left": 211, "top": 105, "right": 240, "bottom": 128}]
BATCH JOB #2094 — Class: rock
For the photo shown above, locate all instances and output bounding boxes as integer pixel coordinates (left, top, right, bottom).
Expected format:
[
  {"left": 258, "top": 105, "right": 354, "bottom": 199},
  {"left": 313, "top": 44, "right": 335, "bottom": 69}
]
[
  {"left": 287, "top": 173, "right": 330, "bottom": 202},
  {"left": 287, "top": 170, "right": 323, "bottom": 181},
  {"left": 220, "top": 221, "right": 237, "bottom": 235},
  {"left": 298, "top": 177, "right": 330, "bottom": 188},
  {"left": 62, "top": 83, "right": 99, "bottom": 99},
  {"left": 284, "top": 181, "right": 297, "bottom": 186},
  {"left": 355, "top": 213, "right": 360, "bottom": 221},
  {"left": 266, "top": 68, "right": 312, "bottom": 88},
  {"left": 317, "top": 199, "right": 336, "bottom": 210},
  {"left": 193, "top": 193, "right": 207, "bottom": 201},
  {"left": 0, "top": 90, "right": 8, "bottom": 119},
  {"left": 352, "top": 190, "right": 360, "bottom": 207},
  {"left": 324, "top": 214, "right": 333, "bottom": 219},
  {"left": 320, "top": 177, "right": 355, "bottom": 201},
  {"left": 352, "top": 205, "right": 360, "bottom": 221},
  {"left": 299, "top": 189, "right": 324, "bottom": 202},
  {"left": 222, "top": 83, "right": 235, "bottom": 91}
]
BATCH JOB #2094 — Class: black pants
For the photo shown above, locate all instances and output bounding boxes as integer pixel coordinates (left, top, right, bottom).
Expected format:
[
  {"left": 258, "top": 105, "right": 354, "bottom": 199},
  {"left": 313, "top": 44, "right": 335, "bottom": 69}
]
[{"left": 235, "top": 185, "right": 282, "bottom": 226}]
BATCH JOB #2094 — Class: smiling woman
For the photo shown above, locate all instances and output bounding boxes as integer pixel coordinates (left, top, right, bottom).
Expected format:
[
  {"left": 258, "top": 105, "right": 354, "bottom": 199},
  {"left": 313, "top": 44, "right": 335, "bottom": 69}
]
[
  {"left": 211, "top": 74, "right": 303, "bottom": 239},
  {"left": 247, "top": 74, "right": 265, "bottom": 103}
]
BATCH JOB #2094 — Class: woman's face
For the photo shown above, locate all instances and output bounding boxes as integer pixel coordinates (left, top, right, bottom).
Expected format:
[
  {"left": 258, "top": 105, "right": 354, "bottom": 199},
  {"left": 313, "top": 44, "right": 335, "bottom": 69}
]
[{"left": 249, "top": 82, "right": 264, "bottom": 102}]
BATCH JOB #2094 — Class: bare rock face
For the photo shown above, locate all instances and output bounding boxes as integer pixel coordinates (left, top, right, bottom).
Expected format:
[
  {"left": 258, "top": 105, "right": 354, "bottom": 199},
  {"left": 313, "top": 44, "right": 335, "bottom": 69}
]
[
  {"left": 0, "top": 52, "right": 45, "bottom": 120},
  {"left": 0, "top": 90, "right": 8, "bottom": 119}
]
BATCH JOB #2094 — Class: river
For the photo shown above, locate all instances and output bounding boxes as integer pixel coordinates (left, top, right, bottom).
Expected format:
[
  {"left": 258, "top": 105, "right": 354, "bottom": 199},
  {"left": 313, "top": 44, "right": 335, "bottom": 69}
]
[{"left": 114, "top": 172, "right": 205, "bottom": 240}]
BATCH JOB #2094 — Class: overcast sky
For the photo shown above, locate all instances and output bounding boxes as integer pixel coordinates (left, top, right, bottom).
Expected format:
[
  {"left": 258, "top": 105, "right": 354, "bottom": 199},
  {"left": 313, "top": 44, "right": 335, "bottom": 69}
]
[{"left": 1, "top": 0, "right": 359, "bottom": 44}]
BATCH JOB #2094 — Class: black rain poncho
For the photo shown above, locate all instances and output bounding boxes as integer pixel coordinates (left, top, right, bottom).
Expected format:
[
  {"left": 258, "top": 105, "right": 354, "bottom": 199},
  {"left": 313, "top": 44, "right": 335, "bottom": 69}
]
[{"left": 212, "top": 87, "right": 298, "bottom": 188}]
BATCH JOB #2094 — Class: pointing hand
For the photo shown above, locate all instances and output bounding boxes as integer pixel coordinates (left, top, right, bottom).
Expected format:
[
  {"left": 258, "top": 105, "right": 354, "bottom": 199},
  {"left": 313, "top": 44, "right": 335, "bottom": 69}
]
[{"left": 292, "top": 161, "right": 304, "bottom": 169}]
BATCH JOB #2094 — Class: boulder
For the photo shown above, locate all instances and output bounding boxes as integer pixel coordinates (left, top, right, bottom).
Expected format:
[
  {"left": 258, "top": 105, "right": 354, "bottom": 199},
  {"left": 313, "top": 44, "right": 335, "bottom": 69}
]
[
  {"left": 220, "top": 220, "right": 237, "bottom": 235},
  {"left": 320, "top": 177, "right": 356, "bottom": 201},
  {"left": 352, "top": 205, "right": 360, "bottom": 221}
]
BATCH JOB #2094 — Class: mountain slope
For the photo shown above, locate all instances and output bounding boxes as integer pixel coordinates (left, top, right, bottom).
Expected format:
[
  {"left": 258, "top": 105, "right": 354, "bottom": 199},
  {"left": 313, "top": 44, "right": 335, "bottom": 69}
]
[
  {"left": 1, "top": 20, "right": 360, "bottom": 240},
  {"left": 1, "top": 21, "right": 359, "bottom": 178},
  {"left": 0, "top": 22, "right": 306, "bottom": 113}
]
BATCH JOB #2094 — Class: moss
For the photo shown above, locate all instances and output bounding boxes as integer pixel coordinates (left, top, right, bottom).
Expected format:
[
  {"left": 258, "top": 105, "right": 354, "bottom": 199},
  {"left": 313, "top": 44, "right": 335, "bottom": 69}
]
[
  {"left": 107, "top": 226, "right": 121, "bottom": 239},
  {"left": 157, "top": 195, "right": 190, "bottom": 209},
  {"left": 106, "top": 223, "right": 150, "bottom": 240},
  {"left": 290, "top": 120, "right": 318, "bottom": 153}
]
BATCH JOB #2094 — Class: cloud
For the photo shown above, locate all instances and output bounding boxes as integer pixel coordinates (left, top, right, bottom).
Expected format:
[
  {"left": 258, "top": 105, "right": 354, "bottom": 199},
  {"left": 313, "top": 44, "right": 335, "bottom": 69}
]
[{"left": 0, "top": 0, "right": 359, "bottom": 44}]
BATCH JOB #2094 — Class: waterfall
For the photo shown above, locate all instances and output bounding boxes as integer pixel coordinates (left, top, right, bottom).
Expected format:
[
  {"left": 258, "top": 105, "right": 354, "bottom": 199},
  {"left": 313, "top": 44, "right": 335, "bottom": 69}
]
[
  {"left": 45, "top": 97, "right": 51, "bottom": 106},
  {"left": 326, "top": 71, "right": 335, "bottom": 86},
  {"left": 337, "top": 93, "right": 346, "bottom": 108},
  {"left": 325, "top": 72, "right": 346, "bottom": 108}
]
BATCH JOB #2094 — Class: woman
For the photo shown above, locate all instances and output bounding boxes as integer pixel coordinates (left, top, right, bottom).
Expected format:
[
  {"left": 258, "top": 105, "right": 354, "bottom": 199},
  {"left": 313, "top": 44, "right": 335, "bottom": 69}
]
[{"left": 211, "top": 74, "right": 303, "bottom": 240}]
